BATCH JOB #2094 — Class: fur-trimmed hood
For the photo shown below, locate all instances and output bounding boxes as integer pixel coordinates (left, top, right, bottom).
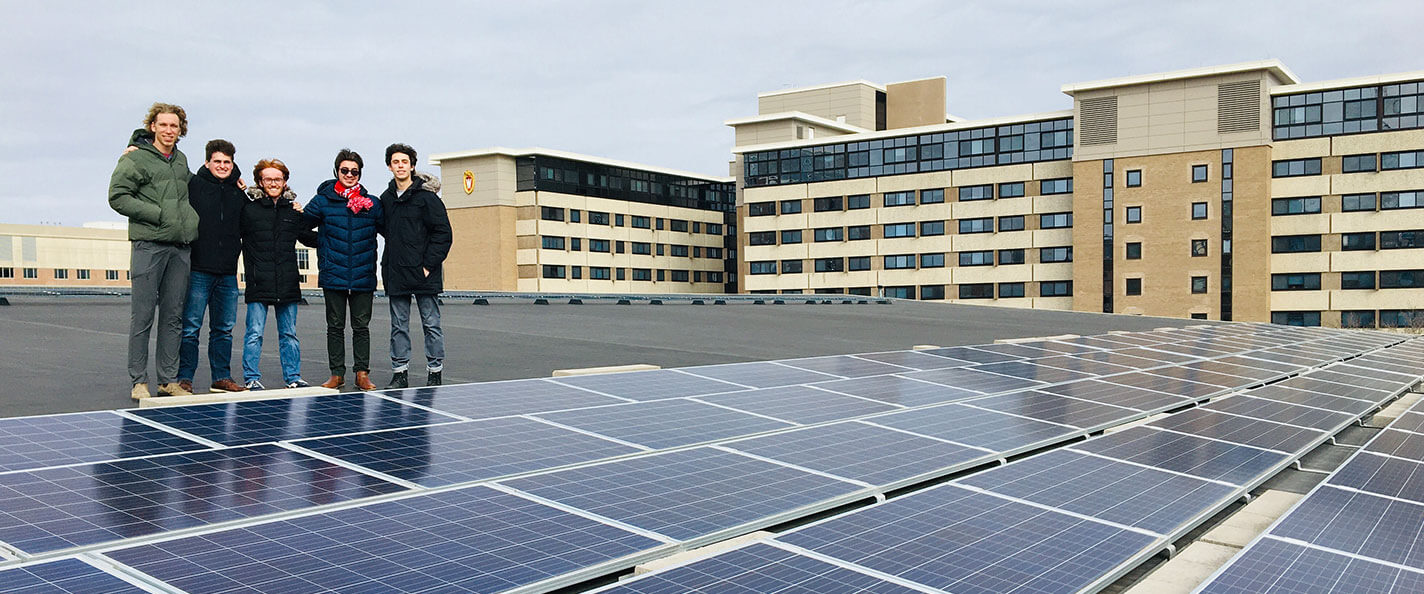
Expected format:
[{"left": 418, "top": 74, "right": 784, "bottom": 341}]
[{"left": 245, "top": 186, "right": 299, "bottom": 204}]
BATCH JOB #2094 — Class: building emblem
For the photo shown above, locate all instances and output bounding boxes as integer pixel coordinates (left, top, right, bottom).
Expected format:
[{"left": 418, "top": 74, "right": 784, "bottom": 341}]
[{"left": 462, "top": 170, "right": 475, "bottom": 194}]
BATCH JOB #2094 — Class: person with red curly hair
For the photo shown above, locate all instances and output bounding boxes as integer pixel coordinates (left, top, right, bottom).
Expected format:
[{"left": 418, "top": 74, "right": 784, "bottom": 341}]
[{"left": 239, "top": 158, "right": 317, "bottom": 390}]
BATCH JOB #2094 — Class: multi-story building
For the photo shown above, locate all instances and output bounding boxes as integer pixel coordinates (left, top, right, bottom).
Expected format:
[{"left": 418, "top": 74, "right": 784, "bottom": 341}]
[
  {"left": 429, "top": 148, "right": 736, "bottom": 293},
  {"left": 729, "top": 60, "right": 1424, "bottom": 329}
]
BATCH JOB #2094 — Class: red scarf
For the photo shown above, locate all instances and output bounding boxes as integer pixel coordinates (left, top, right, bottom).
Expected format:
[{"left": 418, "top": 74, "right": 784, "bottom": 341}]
[{"left": 335, "top": 182, "right": 373, "bottom": 214}]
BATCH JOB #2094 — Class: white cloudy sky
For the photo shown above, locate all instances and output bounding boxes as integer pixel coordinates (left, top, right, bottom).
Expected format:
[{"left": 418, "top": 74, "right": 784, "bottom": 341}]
[{"left": 2, "top": 0, "right": 1421, "bottom": 226}]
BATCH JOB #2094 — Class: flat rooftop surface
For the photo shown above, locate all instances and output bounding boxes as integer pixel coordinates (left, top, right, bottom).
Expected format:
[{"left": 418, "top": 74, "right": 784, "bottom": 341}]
[{"left": 0, "top": 295, "right": 1200, "bottom": 418}]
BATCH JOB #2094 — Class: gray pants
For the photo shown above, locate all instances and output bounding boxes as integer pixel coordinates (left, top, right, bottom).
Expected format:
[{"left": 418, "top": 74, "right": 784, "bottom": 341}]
[
  {"left": 129, "top": 241, "right": 190, "bottom": 385},
  {"left": 390, "top": 294, "right": 444, "bottom": 373}
]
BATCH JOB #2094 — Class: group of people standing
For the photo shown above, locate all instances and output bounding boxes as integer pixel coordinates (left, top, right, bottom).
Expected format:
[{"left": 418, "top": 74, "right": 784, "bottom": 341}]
[{"left": 108, "top": 102, "right": 453, "bottom": 399}]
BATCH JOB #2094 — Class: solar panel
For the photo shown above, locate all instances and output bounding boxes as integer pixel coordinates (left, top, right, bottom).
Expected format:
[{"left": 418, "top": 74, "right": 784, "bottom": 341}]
[
  {"left": 968, "top": 360, "right": 1098, "bottom": 384},
  {"left": 853, "top": 350, "right": 972, "bottom": 370},
  {"left": 1391, "top": 411, "right": 1424, "bottom": 434},
  {"left": 778, "top": 484, "right": 1157, "bottom": 594},
  {"left": 1147, "top": 408, "right": 1326, "bottom": 453},
  {"left": 1021, "top": 340, "right": 1107, "bottom": 354},
  {"left": 1274, "top": 376, "right": 1388, "bottom": 401},
  {"left": 1346, "top": 357, "right": 1424, "bottom": 378},
  {"left": 1324, "top": 363, "right": 1420, "bottom": 384},
  {"left": 534, "top": 399, "right": 793, "bottom": 449},
  {"left": 1197, "top": 537, "right": 1424, "bottom": 594},
  {"left": 679, "top": 361, "right": 842, "bottom": 388},
  {"left": 1328, "top": 452, "right": 1424, "bottom": 504},
  {"left": 1269, "top": 486, "right": 1424, "bottom": 570},
  {"left": 900, "top": 367, "right": 1045, "bottom": 393},
  {"left": 959, "top": 449, "right": 1238, "bottom": 535},
  {"left": 1244, "top": 349, "right": 1333, "bottom": 368},
  {"left": 0, "top": 557, "right": 151, "bottom": 594},
  {"left": 293, "top": 416, "right": 644, "bottom": 488},
  {"left": 1055, "top": 335, "right": 1146, "bottom": 350},
  {"left": 1146, "top": 365, "right": 1255, "bottom": 388},
  {"left": 1037, "top": 379, "right": 1191, "bottom": 412},
  {"left": 1308, "top": 370, "right": 1410, "bottom": 392},
  {"left": 128, "top": 392, "right": 462, "bottom": 446},
  {"left": 776, "top": 355, "right": 912, "bottom": 378},
  {"left": 964, "top": 390, "right": 1136, "bottom": 429},
  {"left": 596, "top": 542, "right": 925, "bottom": 594},
  {"left": 550, "top": 369, "right": 749, "bottom": 401},
  {"left": 1244, "top": 385, "right": 1376, "bottom": 415},
  {"left": 1031, "top": 354, "right": 1140, "bottom": 375},
  {"left": 386, "top": 378, "right": 628, "bottom": 420},
  {"left": 813, "top": 375, "right": 980, "bottom": 407},
  {"left": 102, "top": 486, "right": 665, "bottom": 594},
  {"left": 869, "top": 404, "right": 1078, "bottom": 452},
  {"left": 1144, "top": 342, "right": 1232, "bottom": 358},
  {"left": 695, "top": 385, "right": 901, "bottom": 424},
  {"left": 0, "top": 412, "right": 208, "bottom": 474},
  {"left": 1070, "top": 427, "right": 1288, "bottom": 485},
  {"left": 966, "top": 342, "right": 1059, "bottom": 359},
  {"left": 1366, "top": 429, "right": 1424, "bottom": 460},
  {"left": 500, "top": 447, "right": 863, "bottom": 542},
  {"left": 724, "top": 421, "right": 987, "bottom": 487},
  {"left": 1183, "top": 360, "right": 1291, "bottom": 381},
  {"left": 1104, "top": 372, "right": 1224, "bottom": 399},
  {"left": 918, "top": 346, "right": 1023, "bottom": 364},
  {"left": 1202, "top": 396, "right": 1354, "bottom": 431},
  {"left": 0, "top": 444, "right": 407, "bottom": 554}
]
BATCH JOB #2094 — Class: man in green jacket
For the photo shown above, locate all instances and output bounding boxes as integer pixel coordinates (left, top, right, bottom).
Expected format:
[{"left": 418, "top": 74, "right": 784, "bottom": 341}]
[{"left": 108, "top": 102, "right": 200, "bottom": 399}]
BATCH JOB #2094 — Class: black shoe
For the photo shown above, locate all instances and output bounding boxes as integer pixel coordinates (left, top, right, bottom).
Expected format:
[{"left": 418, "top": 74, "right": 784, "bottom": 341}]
[
  {"left": 427, "top": 370, "right": 442, "bottom": 386},
  {"left": 387, "top": 371, "right": 409, "bottom": 389}
]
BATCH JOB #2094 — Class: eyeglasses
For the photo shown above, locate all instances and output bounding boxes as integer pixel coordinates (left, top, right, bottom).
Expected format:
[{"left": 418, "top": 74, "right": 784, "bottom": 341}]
[
  {"left": 339, "top": 167, "right": 361, "bottom": 176},
  {"left": 260, "top": 177, "right": 285, "bottom": 185}
]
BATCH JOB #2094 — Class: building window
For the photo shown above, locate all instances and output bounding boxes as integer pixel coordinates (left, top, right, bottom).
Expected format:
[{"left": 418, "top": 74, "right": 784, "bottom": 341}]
[
  {"left": 958, "top": 218, "right": 993, "bottom": 234},
  {"left": 589, "top": 239, "right": 611, "bottom": 253},
  {"left": 846, "top": 194, "right": 871, "bottom": 210},
  {"left": 958, "top": 185, "right": 993, "bottom": 202},
  {"left": 1192, "top": 202, "right": 1209, "bottom": 219},
  {"left": 656, "top": 243, "right": 665, "bottom": 256},
  {"left": 1039, "top": 178, "right": 1073, "bottom": 195},
  {"left": 589, "top": 267, "right": 611, "bottom": 280},
  {"left": 920, "top": 189, "right": 945, "bottom": 204},
  {"left": 959, "top": 251, "right": 993, "bottom": 266},
  {"left": 883, "top": 286, "right": 913, "bottom": 299},
  {"left": 884, "top": 255, "right": 916, "bottom": 270},
  {"left": 1126, "top": 278, "right": 1142, "bottom": 296},
  {"left": 669, "top": 245, "right": 689, "bottom": 257},
  {"left": 656, "top": 218, "right": 664, "bottom": 230},
  {"left": 749, "top": 261, "right": 776, "bottom": 275},
  {"left": 541, "top": 236, "right": 565, "bottom": 250},
  {"left": 569, "top": 210, "right": 581, "bottom": 223},
  {"left": 1342, "top": 154, "right": 1378, "bottom": 173},
  {"left": 815, "top": 258, "right": 844, "bottom": 273},
  {"left": 541, "top": 265, "right": 566, "bottom": 279},
  {"left": 1271, "top": 273, "right": 1322, "bottom": 291},
  {"left": 920, "top": 285, "right": 946, "bottom": 300},
  {"left": 692, "top": 222, "right": 701, "bottom": 233},
  {"left": 998, "top": 182, "right": 1025, "bottom": 198},
  {"left": 570, "top": 238, "right": 582, "bottom": 251},
  {"left": 1382, "top": 191, "right": 1424, "bottom": 210},
  {"left": 1040, "top": 247, "right": 1072, "bottom": 263},
  {"left": 780, "top": 200, "right": 802, "bottom": 214},
  {"left": 1342, "top": 193, "right": 1376, "bottom": 212},
  {"left": 1271, "top": 197, "right": 1321, "bottom": 216},
  {"left": 848, "top": 257, "right": 871, "bottom": 271},
  {"left": 780, "top": 230, "right": 802, "bottom": 244},
  {"left": 958, "top": 283, "right": 994, "bottom": 299},
  {"left": 706, "top": 223, "right": 723, "bottom": 235},
  {"left": 780, "top": 260, "right": 802, "bottom": 274},
  {"left": 1272, "top": 158, "right": 1322, "bottom": 177},
  {"left": 998, "top": 282, "right": 1025, "bottom": 298},
  {"left": 1040, "top": 281, "right": 1072, "bottom": 297},
  {"left": 705, "top": 247, "right": 722, "bottom": 258},
  {"left": 23, "top": 268, "right": 39, "bottom": 279},
  {"left": 1191, "top": 276, "right": 1208, "bottom": 293},
  {"left": 747, "top": 202, "right": 776, "bottom": 217},
  {"left": 53, "top": 269, "right": 68, "bottom": 279},
  {"left": 1039, "top": 212, "right": 1072, "bottom": 229},
  {"left": 1341, "top": 310, "right": 1377, "bottom": 329},
  {"left": 631, "top": 268, "right": 651, "bottom": 281},
  {"left": 1342, "top": 232, "right": 1377, "bottom": 251},
  {"left": 1125, "top": 206, "right": 1141, "bottom": 223},
  {"left": 1381, "top": 231, "right": 1424, "bottom": 249},
  {"left": 1382, "top": 150, "right": 1424, "bottom": 170},
  {"left": 1125, "top": 170, "right": 1142, "bottom": 187},
  {"left": 540, "top": 206, "right": 564, "bottom": 221},
  {"left": 106, "top": 270, "right": 119, "bottom": 280},
  {"left": 1379, "top": 270, "right": 1424, "bottom": 288},
  {"left": 1191, "top": 164, "right": 1209, "bottom": 182},
  {"left": 295, "top": 249, "right": 311, "bottom": 270},
  {"left": 1341, "top": 271, "right": 1376, "bottom": 289},
  {"left": 814, "top": 227, "right": 845, "bottom": 242},
  {"left": 883, "top": 223, "right": 916, "bottom": 238},
  {"left": 847, "top": 225, "right": 872, "bottom": 240},
  {"left": 569, "top": 266, "right": 582, "bottom": 279},
  {"left": 629, "top": 215, "right": 650, "bottom": 229},
  {"left": 920, "top": 253, "right": 945, "bottom": 268},
  {"left": 669, "top": 219, "right": 688, "bottom": 232},
  {"left": 1125, "top": 243, "right": 1142, "bottom": 259},
  {"left": 1381, "top": 310, "right": 1424, "bottom": 328},
  {"left": 998, "top": 249, "right": 1025, "bottom": 265},
  {"left": 656, "top": 269, "right": 666, "bottom": 281},
  {"left": 747, "top": 231, "right": 776, "bottom": 246},
  {"left": 76, "top": 269, "right": 90, "bottom": 280},
  {"left": 920, "top": 221, "right": 945, "bottom": 236},
  {"left": 615, "top": 214, "right": 625, "bottom": 227},
  {"left": 0, "top": 267, "right": 12, "bottom": 278},
  {"left": 997, "top": 216, "right": 1025, "bottom": 232},
  {"left": 813, "top": 196, "right": 843, "bottom": 212},
  {"left": 884, "top": 191, "right": 916, "bottom": 207},
  {"left": 1191, "top": 239, "right": 1209, "bottom": 257},
  {"left": 631, "top": 242, "right": 652, "bottom": 255},
  {"left": 588, "top": 211, "right": 610, "bottom": 225},
  {"left": 1271, "top": 311, "right": 1321, "bottom": 327},
  {"left": 1271, "top": 234, "right": 1322, "bottom": 253}
]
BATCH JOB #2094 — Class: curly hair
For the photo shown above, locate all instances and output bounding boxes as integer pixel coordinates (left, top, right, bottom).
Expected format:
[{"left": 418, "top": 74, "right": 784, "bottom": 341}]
[
  {"left": 205, "top": 139, "right": 236, "bottom": 162},
  {"left": 253, "top": 158, "right": 290, "bottom": 181},
  {"left": 142, "top": 102, "right": 188, "bottom": 137},
  {"left": 385, "top": 143, "right": 417, "bottom": 166}
]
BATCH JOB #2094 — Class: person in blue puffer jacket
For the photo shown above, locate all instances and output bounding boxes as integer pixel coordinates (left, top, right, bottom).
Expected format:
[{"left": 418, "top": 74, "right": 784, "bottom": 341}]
[{"left": 303, "top": 148, "right": 383, "bottom": 391}]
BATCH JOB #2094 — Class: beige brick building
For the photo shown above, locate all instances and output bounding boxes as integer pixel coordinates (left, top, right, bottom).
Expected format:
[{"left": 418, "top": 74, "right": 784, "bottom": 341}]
[{"left": 729, "top": 60, "right": 1424, "bottom": 328}]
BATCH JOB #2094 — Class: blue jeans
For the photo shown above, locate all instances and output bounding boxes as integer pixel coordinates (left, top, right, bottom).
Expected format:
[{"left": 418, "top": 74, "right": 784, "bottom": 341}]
[
  {"left": 242, "top": 302, "right": 301, "bottom": 383},
  {"left": 390, "top": 294, "right": 443, "bottom": 373},
  {"left": 178, "top": 271, "right": 239, "bottom": 383}
]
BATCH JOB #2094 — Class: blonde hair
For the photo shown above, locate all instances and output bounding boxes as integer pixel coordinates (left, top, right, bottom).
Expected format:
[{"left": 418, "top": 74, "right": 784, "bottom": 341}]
[{"left": 143, "top": 102, "right": 188, "bottom": 136}]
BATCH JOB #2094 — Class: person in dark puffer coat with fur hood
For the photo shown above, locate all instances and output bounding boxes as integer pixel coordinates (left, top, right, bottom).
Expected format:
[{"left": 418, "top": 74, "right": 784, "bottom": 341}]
[
  {"left": 240, "top": 158, "right": 318, "bottom": 390},
  {"left": 304, "top": 149, "right": 383, "bottom": 391}
]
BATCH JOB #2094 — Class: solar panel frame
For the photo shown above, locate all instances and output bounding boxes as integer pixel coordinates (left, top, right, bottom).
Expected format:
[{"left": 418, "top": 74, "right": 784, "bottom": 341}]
[
  {"left": 1069, "top": 426, "right": 1289, "bottom": 486},
  {"left": 589, "top": 541, "right": 929, "bottom": 594},
  {"left": 1268, "top": 486, "right": 1424, "bottom": 570},
  {"left": 0, "top": 556, "right": 156, "bottom": 594},
  {"left": 1202, "top": 396, "right": 1356, "bottom": 432},
  {"left": 1328, "top": 451, "right": 1424, "bottom": 504},
  {"left": 1146, "top": 408, "right": 1327, "bottom": 453}
]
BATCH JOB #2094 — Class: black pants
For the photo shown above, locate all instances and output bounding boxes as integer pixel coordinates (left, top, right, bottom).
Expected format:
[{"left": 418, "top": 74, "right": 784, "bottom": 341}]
[{"left": 324, "top": 289, "right": 373, "bottom": 376}]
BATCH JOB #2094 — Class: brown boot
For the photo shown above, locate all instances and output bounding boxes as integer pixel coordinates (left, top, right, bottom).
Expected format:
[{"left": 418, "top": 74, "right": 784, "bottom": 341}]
[
  {"left": 211, "top": 378, "right": 247, "bottom": 393},
  {"left": 321, "top": 375, "right": 345, "bottom": 389},
  {"left": 178, "top": 379, "right": 193, "bottom": 393},
  {"left": 354, "top": 371, "right": 375, "bottom": 390}
]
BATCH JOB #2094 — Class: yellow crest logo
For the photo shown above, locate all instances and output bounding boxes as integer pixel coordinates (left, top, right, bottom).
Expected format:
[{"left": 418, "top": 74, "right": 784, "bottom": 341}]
[{"left": 462, "top": 170, "right": 475, "bottom": 194}]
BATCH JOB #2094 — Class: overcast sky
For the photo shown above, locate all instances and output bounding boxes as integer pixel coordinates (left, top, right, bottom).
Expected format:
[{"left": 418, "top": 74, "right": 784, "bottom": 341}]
[{"left": 3, "top": 1, "right": 1422, "bottom": 226}]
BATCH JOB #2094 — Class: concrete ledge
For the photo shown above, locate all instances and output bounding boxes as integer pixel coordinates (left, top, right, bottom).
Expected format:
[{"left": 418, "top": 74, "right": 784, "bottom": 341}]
[
  {"left": 1370, "top": 391, "right": 1423, "bottom": 426},
  {"left": 995, "top": 334, "right": 1079, "bottom": 344},
  {"left": 137, "top": 386, "right": 339, "bottom": 407},
  {"left": 552, "top": 364, "right": 660, "bottom": 377},
  {"left": 911, "top": 344, "right": 940, "bottom": 350},
  {"left": 632, "top": 531, "right": 772, "bottom": 576}
]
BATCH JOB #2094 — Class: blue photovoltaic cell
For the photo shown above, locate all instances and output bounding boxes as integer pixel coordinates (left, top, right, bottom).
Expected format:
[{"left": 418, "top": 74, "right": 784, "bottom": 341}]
[
  {"left": 696, "top": 385, "right": 900, "bottom": 424},
  {"left": 104, "top": 485, "right": 663, "bottom": 594},
  {"left": 1032, "top": 354, "right": 1139, "bottom": 375},
  {"left": 1247, "top": 350, "right": 1334, "bottom": 368},
  {"left": 1199, "top": 537, "right": 1424, "bottom": 594},
  {"left": 1329, "top": 452, "right": 1424, "bottom": 504},
  {"left": 960, "top": 449, "right": 1238, "bottom": 535},
  {"left": 779, "top": 484, "right": 1157, "bottom": 594},
  {"left": 1084, "top": 333, "right": 1167, "bottom": 347},
  {"left": 855, "top": 350, "right": 972, "bottom": 370},
  {"left": 1331, "top": 364, "right": 1421, "bottom": 385},
  {"left": 919, "top": 346, "right": 1023, "bottom": 363},
  {"left": 1211, "top": 355, "right": 1302, "bottom": 375},
  {"left": 0, "top": 444, "right": 406, "bottom": 554},
  {"left": 1104, "top": 372, "right": 1223, "bottom": 399},
  {"left": 969, "top": 361, "right": 1096, "bottom": 384},
  {"left": 1245, "top": 386, "right": 1376, "bottom": 416},
  {"left": 901, "top": 367, "right": 1045, "bottom": 394},
  {"left": 1184, "top": 360, "right": 1286, "bottom": 381},
  {"left": 1146, "top": 342, "right": 1234, "bottom": 358},
  {"left": 725, "top": 421, "right": 986, "bottom": 486},
  {"left": 814, "top": 375, "right": 979, "bottom": 407},
  {"left": 680, "top": 361, "right": 843, "bottom": 388},
  {"left": 294, "top": 416, "right": 643, "bottom": 487},
  {"left": 1146, "top": 366, "right": 1254, "bottom": 388},
  {"left": 1, "top": 558, "right": 149, "bottom": 594},
  {"left": 1347, "top": 357, "right": 1424, "bottom": 378},
  {"left": 601, "top": 542, "right": 924, "bottom": 594},
  {"left": 129, "top": 392, "right": 462, "bottom": 446},
  {"left": 1392, "top": 411, "right": 1424, "bottom": 434},
  {"left": 502, "top": 448, "right": 863, "bottom": 541},
  {"left": 1202, "top": 396, "right": 1353, "bottom": 431},
  {"left": 1309, "top": 370, "right": 1409, "bottom": 392},
  {"left": 1113, "top": 347, "right": 1201, "bottom": 364},
  {"left": 550, "top": 369, "right": 749, "bottom": 401},
  {"left": 1148, "top": 408, "right": 1326, "bottom": 453},
  {"left": 1056, "top": 335, "right": 1143, "bottom": 350},
  {"left": 385, "top": 379, "right": 627, "bottom": 420},
  {"left": 0, "top": 413, "right": 207, "bottom": 473},
  {"left": 534, "top": 399, "right": 793, "bottom": 449},
  {"left": 776, "top": 355, "right": 911, "bottom": 378},
  {"left": 1072, "top": 427, "right": 1287, "bottom": 485},
  {"left": 870, "top": 404, "right": 1078, "bottom": 452},
  {"left": 965, "top": 391, "right": 1135, "bottom": 429},
  {"left": 1271, "top": 486, "right": 1424, "bottom": 570},
  {"left": 1274, "top": 376, "right": 1387, "bottom": 402},
  {"left": 967, "top": 342, "right": 1059, "bottom": 359},
  {"left": 1367, "top": 429, "right": 1424, "bottom": 460},
  {"left": 1038, "top": 379, "right": 1191, "bottom": 412},
  {"left": 1023, "top": 340, "right": 1106, "bottom": 354}
]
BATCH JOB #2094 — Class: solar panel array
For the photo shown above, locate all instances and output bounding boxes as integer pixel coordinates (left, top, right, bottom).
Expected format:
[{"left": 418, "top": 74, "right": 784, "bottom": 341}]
[{"left": 0, "top": 322, "right": 1417, "bottom": 593}]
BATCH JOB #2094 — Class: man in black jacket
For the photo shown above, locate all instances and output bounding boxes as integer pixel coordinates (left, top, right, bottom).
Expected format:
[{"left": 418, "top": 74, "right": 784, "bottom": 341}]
[
  {"left": 240, "top": 158, "right": 318, "bottom": 390},
  {"left": 379, "top": 143, "right": 452, "bottom": 388},
  {"left": 176, "top": 139, "right": 248, "bottom": 394}
]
